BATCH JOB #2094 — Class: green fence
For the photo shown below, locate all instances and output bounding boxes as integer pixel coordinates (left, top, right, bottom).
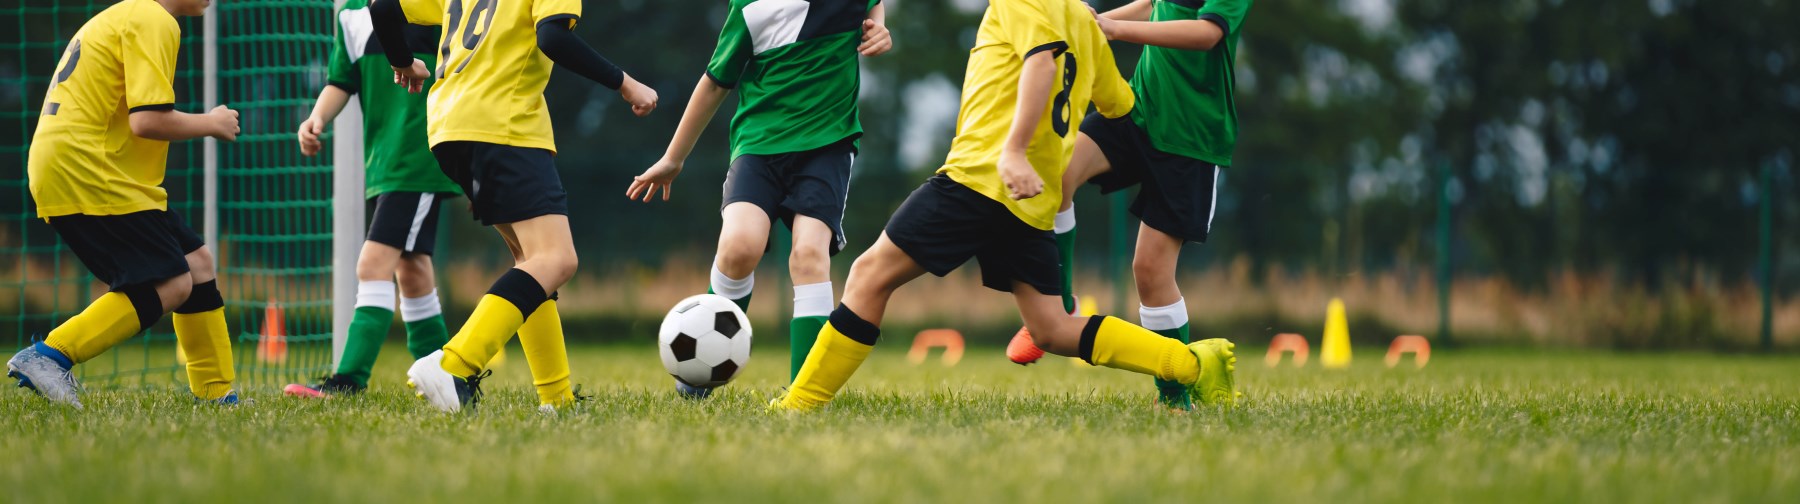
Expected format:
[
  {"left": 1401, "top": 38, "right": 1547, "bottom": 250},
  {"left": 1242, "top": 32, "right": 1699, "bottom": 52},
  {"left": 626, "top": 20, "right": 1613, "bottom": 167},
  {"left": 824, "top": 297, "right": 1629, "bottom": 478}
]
[{"left": 2, "top": 0, "right": 339, "bottom": 389}]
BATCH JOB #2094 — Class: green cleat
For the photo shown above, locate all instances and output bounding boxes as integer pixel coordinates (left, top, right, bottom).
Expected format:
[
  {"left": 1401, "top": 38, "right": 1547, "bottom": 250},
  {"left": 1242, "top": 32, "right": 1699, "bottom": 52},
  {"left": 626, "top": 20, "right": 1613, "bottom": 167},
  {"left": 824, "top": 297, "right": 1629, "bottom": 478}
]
[{"left": 1188, "top": 338, "right": 1239, "bottom": 407}]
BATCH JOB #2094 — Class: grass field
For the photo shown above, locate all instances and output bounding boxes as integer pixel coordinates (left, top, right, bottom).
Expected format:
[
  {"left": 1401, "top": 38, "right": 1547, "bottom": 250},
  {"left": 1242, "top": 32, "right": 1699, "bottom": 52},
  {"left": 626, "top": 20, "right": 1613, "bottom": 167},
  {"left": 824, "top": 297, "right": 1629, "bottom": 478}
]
[{"left": 4, "top": 344, "right": 1798, "bottom": 503}]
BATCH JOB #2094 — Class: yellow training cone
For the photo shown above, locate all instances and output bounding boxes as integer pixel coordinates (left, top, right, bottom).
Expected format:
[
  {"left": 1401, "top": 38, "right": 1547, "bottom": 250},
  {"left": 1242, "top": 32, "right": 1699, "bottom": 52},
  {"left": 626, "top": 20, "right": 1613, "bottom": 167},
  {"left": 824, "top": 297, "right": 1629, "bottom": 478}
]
[
  {"left": 1321, "top": 298, "right": 1352, "bottom": 368},
  {"left": 1077, "top": 296, "right": 1098, "bottom": 317}
]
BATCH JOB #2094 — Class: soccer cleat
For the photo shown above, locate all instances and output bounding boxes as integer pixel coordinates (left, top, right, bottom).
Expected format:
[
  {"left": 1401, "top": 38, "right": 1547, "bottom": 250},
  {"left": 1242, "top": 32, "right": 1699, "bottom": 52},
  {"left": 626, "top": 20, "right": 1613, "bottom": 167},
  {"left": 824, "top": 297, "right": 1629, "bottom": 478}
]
[
  {"left": 198, "top": 390, "right": 243, "bottom": 406},
  {"left": 1007, "top": 327, "right": 1046, "bottom": 365},
  {"left": 7, "top": 343, "right": 83, "bottom": 409},
  {"left": 537, "top": 384, "right": 594, "bottom": 415},
  {"left": 1187, "top": 338, "right": 1239, "bottom": 407},
  {"left": 674, "top": 380, "right": 713, "bottom": 400},
  {"left": 407, "top": 350, "right": 488, "bottom": 412},
  {"left": 283, "top": 374, "right": 366, "bottom": 399}
]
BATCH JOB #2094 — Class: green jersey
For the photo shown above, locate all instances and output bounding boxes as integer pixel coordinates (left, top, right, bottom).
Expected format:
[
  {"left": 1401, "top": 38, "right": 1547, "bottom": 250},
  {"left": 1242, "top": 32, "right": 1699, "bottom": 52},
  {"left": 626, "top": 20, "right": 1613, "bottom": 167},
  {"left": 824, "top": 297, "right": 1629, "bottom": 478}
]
[
  {"left": 705, "top": 0, "right": 879, "bottom": 160},
  {"left": 1128, "top": 0, "right": 1251, "bottom": 167},
  {"left": 327, "top": 0, "right": 461, "bottom": 198}
]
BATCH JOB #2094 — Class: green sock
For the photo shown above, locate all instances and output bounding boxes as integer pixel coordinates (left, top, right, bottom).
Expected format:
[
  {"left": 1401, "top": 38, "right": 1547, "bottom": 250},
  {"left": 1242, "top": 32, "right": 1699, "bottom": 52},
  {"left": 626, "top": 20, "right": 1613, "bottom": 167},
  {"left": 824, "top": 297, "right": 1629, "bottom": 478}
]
[
  {"left": 707, "top": 286, "right": 753, "bottom": 312},
  {"left": 789, "top": 315, "right": 828, "bottom": 382},
  {"left": 405, "top": 314, "right": 451, "bottom": 360},
  {"left": 1056, "top": 227, "right": 1077, "bottom": 313},
  {"left": 1152, "top": 324, "right": 1193, "bottom": 409},
  {"left": 337, "top": 306, "right": 393, "bottom": 386}
]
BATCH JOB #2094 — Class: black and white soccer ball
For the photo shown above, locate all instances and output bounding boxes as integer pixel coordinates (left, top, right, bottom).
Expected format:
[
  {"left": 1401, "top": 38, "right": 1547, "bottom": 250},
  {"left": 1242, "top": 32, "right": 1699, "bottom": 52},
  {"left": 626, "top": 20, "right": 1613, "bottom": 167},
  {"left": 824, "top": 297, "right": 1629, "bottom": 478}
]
[{"left": 658, "top": 294, "right": 752, "bottom": 393}]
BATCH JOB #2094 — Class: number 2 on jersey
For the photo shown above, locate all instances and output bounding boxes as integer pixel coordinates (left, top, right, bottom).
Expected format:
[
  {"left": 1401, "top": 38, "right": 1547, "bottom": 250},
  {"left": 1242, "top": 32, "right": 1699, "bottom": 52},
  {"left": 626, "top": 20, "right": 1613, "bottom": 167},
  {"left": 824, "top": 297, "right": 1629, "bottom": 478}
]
[
  {"left": 44, "top": 39, "right": 82, "bottom": 115},
  {"left": 437, "top": 0, "right": 498, "bottom": 78}
]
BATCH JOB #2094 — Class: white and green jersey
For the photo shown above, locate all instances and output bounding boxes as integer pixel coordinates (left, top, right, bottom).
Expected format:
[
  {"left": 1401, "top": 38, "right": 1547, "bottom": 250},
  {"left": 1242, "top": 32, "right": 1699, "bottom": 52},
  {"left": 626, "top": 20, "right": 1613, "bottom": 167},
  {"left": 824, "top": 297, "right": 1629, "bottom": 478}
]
[
  {"left": 1129, "top": 0, "right": 1251, "bottom": 167},
  {"left": 327, "top": 0, "right": 461, "bottom": 198},
  {"left": 705, "top": 0, "right": 879, "bottom": 160}
]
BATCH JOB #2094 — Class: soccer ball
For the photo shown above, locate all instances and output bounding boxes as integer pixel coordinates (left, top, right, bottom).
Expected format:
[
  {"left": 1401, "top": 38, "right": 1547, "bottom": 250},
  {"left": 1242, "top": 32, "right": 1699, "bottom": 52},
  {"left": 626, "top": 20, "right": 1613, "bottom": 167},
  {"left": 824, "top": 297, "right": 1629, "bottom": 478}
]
[{"left": 658, "top": 294, "right": 752, "bottom": 393}]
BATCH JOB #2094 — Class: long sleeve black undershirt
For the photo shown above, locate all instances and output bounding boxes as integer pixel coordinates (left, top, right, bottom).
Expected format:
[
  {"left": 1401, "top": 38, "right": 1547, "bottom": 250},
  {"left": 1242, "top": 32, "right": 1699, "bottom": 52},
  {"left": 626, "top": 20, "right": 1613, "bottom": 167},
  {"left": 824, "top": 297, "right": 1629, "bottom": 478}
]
[
  {"left": 367, "top": 2, "right": 624, "bottom": 91},
  {"left": 536, "top": 18, "right": 625, "bottom": 90},
  {"left": 369, "top": 0, "right": 416, "bottom": 69}
]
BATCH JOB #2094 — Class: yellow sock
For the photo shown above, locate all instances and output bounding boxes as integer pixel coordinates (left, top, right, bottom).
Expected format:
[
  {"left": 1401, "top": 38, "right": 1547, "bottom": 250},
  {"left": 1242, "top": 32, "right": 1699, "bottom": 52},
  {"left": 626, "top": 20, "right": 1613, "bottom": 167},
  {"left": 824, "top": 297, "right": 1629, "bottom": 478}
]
[
  {"left": 43, "top": 292, "right": 143, "bottom": 364},
  {"left": 173, "top": 308, "right": 235, "bottom": 400},
  {"left": 781, "top": 321, "right": 874, "bottom": 411},
  {"left": 518, "top": 298, "right": 573, "bottom": 406},
  {"left": 441, "top": 294, "right": 527, "bottom": 377},
  {"left": 1087, "top": 316, "right": 1199, "bottom": 384}
]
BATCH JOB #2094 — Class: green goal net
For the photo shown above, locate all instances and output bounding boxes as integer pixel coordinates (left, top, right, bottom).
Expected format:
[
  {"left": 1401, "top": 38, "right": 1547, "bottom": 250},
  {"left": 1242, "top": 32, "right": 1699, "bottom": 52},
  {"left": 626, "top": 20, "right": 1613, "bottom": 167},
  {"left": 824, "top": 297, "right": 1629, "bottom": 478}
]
[{"left": 1, "top": 0, "right": 339, "bottom": 389}]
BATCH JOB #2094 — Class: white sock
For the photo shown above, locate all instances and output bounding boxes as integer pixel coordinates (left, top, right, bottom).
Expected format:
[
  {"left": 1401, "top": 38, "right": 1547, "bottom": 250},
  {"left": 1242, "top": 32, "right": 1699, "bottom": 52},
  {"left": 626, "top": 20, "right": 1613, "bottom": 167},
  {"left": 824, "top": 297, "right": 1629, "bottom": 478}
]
[
  {"left": 401, "top": 289, "right": 443, "bottom": 322},
  {"left": 1054, "top": 207, "right": 1076, "bottom": 235},
  {"left": 711, "top": 263, "right": 755, "bottom": 301},
  {"left": 356, "top": 280, "right": 397, "bottom": 310},
  {"left": 1138, "top": 298, "right": 1189, "bottom": 331},
  {"left": 793, "top": 282, "right": 834, "bottom": 319}
]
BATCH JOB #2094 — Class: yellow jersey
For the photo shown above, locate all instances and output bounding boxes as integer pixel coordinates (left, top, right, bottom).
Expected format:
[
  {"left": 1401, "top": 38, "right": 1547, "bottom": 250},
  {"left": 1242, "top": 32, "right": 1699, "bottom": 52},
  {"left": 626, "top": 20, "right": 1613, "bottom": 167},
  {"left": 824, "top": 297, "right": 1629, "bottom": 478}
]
[
  {"left": 26, "top": 0, "right": 183, "bottom": 218},
  {"left": 937, "top": 0, "right": 1135, "bottom": 230},
  {"left": 397, "top": 0, "right": 582, "bottom": 152}
]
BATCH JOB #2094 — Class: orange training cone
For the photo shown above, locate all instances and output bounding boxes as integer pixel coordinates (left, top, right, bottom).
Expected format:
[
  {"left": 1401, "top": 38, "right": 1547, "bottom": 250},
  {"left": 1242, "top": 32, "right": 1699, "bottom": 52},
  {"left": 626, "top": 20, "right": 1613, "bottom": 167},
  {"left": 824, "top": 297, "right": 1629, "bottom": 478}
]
[
  {"left": 1265, "top": 333, "right": 1310, "bottom": 368},
  {"left": 258, "top": 301, "right": 288, "bottom": 364},
  {"left": 907, "top": 329, "right": 965, "bottom": 366},
  {"left": 1385, "top": 335, "right": 1431, "bottom": 369}
]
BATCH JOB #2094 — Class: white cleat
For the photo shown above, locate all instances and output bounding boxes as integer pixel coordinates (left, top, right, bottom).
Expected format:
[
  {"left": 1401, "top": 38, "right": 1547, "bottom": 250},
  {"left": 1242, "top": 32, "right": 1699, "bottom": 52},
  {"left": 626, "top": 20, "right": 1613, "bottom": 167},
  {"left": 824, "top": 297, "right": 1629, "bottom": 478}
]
[
  {"left": 7, "top": 345, "right": 83, "bottom": 409},
  {"left": 406, "top": 350, "right": 462, "bottom": 413}
]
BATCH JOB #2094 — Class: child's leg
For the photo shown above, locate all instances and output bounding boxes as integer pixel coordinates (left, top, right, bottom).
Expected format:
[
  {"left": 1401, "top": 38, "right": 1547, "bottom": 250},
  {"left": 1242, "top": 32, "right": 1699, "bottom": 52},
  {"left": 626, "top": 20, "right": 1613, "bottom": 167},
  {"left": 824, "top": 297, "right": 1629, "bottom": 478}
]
[
  {"left": 1013, "top": 283, "right": 1199, "bottom": 386},
  {"left": 338, "top": 242, "right": 404, "bottom": 386},
  {"left": 710, "top": 202, "right": 771, "bottom": 312},
  {"left": 780, "top": 233, "right": 927, "bottom": 411},
  {"left": 172, "top": 246, "right": 234, "bottom": 400},
  {"left": 787, "top": 216, "right": 835, "bottom": 382},
  {"left": 1131, "top": 223, "right": 1191, "bottom": 408},
  {"left": 396, "top": 254, "right": 450, "bottom": 360},
  {"left": 33, "top": 211, "right": 193, "bottom": 389},
  {"left": 491, "top": 225, "right": 572, "bottom": 407},
  {"left": 438, "top": 215, "right": 575, "bottom": 378}
]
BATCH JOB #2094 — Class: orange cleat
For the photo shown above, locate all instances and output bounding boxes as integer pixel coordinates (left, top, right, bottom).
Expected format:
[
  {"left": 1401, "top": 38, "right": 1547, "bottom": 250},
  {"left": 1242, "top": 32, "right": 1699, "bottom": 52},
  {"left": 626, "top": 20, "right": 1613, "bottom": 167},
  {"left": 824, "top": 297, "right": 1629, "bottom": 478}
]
[{"left": 1007, "top": 327, "right": 1046, "bottom": 365}]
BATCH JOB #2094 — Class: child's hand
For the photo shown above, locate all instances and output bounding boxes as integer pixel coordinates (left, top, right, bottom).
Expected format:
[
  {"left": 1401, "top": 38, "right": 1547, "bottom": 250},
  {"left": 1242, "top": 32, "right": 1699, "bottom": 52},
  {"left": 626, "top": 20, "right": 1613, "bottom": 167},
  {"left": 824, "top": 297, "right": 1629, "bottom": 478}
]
[
  {"left": 392, "top": 58, "right": 429, "bottom": 93},
  {"left": 620, "top": 74, "right": 659, "bottom": 117},
  {"left": 627, "top": 157, "right": 683, "bottom": 202},
  {"left": 998, "top": 150, "right": 1043, "bottom": 200},
  {"left": 209, "top": 105, "right": 241, "bottom": 142},
  {"left": 859, "top": 19, "right": 893, "bottom": 56},
  {"left": 297, "top": 116, "right": 326, "bottom": 156}
]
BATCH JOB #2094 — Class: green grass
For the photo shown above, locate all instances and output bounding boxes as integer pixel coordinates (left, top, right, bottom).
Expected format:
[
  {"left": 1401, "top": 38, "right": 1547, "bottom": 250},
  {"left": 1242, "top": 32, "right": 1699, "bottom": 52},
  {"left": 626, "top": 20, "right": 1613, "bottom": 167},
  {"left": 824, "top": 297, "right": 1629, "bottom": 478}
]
[{"left": 4, "top": 345, "right": 1798, "bottom": 503}]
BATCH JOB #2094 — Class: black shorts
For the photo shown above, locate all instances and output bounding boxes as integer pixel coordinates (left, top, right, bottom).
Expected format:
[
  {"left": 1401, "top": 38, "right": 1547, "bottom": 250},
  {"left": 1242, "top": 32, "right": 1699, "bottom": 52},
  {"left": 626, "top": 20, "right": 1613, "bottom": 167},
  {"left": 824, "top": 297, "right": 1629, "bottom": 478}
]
[
  {"left": 884, "top": 175, "right": 1062, "bottom": 296},
  {"left": 722, "top": 137, "right": 856, "bottom": 255},
  {"left": 432, "top": 141, "right": 567, "bottom": 226},
  {"left": 1081, "top": 112, "right": 1222, "bottom": 242},
  {"left": 47, "top": 209, "right": 203, "bottom": 290},
  {"left": 366, "top": 191, "right": 451, "bottom": 255}
]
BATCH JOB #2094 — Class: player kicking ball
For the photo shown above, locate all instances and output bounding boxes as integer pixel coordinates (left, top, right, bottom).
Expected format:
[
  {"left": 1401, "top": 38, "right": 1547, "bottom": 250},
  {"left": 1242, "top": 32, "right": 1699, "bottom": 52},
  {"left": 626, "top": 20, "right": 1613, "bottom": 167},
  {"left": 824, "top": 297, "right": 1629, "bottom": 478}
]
[
  {"left": 775, "top": 0, "right": 1237, "bottom": 413},
  {"left": 8, "top": 0, "right": 242, "bottom": 408},
  {"left": 284, "top": 0, "right": 463, "bottom": 398},
  {"left": 369, "top": 0, "right": 657, "bottom": 412},
  {"left": 1007, "top": 0, "right": 1252, "bottom": 411},
  {"left": 626, "top": 0, "right": 893, "bottom": 395}
]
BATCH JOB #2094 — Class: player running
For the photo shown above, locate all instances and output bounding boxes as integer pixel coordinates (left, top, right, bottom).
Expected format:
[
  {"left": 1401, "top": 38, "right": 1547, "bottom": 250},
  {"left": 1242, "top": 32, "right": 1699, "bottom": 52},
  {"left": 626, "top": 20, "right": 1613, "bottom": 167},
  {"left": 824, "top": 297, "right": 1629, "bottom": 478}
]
[
  {"left": 284, "top": 0, "right": 463, "bottom": 398},
  {"left": 8, "top": 0, "right": 242, "bottom": 408},
  {"left": 625, "top": 0, "right": 893, "bottom": 394},
  {"left": 773, "top": 0, "right": 1238, "bottom": 413},
  {"left": 368, "top": 0, "right": 658, "bottom": 412},
  {"left": 1007, "top": 0, "right": 1252, "bottom": 411}
]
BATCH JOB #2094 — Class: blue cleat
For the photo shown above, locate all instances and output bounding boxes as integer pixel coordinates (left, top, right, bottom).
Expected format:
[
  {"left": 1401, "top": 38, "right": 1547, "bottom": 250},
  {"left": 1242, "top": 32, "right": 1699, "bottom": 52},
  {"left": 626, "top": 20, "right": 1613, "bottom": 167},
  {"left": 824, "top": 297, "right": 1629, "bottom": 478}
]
[
  {"left": 674, "top": 381, "right": 713, "bottom": 400},
  {"left": 7, "top": 342, "right": 83, "bottom": 409},
  {"left": 198, "top": 390, "right": 243, "bottom": 406}
]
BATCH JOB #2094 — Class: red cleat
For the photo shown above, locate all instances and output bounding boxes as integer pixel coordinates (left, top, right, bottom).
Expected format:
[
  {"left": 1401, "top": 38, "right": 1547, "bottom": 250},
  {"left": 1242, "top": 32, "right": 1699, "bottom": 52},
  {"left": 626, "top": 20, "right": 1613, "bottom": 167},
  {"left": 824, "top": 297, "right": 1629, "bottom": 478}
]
[
  {"left": 283, "top": 383, "right": 328, "bottom": 399},
  {"left": 1007, "top": 327, "right": 1046, "bottom": 365}
]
